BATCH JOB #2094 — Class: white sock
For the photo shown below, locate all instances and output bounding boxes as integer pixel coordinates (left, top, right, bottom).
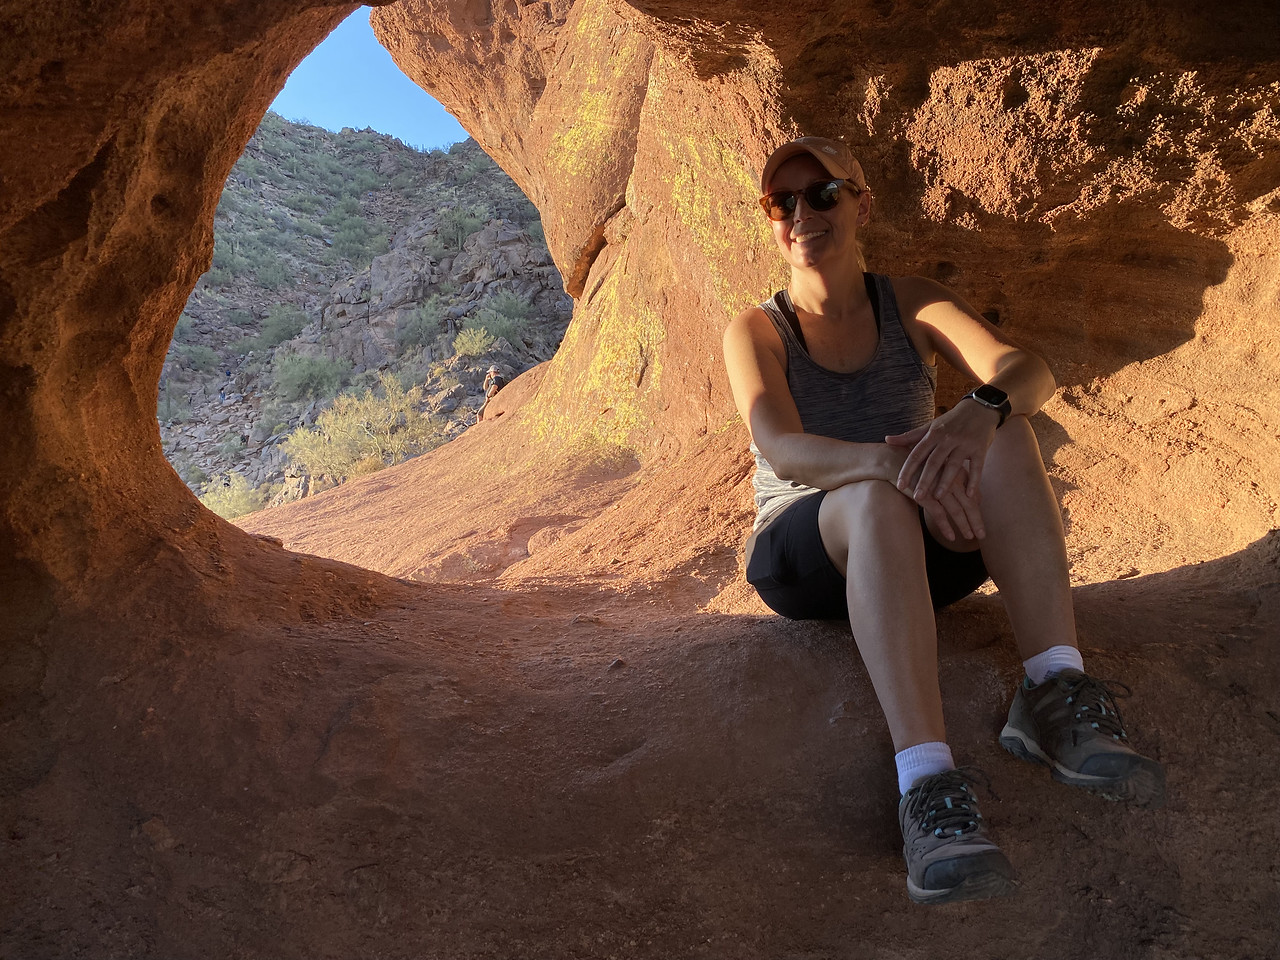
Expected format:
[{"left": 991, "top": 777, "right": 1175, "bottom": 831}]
[
  {"left": 895, "top": 741, "right": 955, "bottom": 796},
  {"left": 1023, "top": 645, "right": 1085, "bottom": 685}
]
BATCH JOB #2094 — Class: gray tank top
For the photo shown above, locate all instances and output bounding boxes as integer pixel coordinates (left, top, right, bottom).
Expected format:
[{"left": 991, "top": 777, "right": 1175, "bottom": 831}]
[{"left": 749, "top": 273, "right": 938, "bottom": 528}]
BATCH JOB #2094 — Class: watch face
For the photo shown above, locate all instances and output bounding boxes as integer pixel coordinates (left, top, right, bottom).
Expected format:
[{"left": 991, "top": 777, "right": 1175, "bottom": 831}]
[{"left": 972, "top": 384, "right": 1009, "bottom": 406}]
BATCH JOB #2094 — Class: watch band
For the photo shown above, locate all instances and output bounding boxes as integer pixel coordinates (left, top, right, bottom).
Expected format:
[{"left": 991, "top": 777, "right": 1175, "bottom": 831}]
[{"left": 964, "top": 385, "right": 1011, "bottom": 427}]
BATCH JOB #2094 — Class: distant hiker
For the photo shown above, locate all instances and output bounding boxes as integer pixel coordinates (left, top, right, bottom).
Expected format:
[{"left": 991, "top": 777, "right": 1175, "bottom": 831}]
[
  {"left": 724, "top": 137, "right": 1165, "bottom": 906},
  {"left": 480, "top": 365, "right": 506, "bottom": 419}
]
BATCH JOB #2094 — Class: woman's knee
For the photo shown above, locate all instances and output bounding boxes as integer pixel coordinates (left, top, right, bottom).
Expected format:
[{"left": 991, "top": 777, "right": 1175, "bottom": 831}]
[
  {"left": 818, "top": 480, "right": 917, "bottom": 559},
  {"left": 824, "top": 478, "right": 913, "bottom": 517}
]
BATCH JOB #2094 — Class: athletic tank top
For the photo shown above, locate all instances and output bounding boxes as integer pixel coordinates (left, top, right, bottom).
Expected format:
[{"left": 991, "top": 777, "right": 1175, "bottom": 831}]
[{"left": 749, "top": 273, "right": 938, "bottom": 528}]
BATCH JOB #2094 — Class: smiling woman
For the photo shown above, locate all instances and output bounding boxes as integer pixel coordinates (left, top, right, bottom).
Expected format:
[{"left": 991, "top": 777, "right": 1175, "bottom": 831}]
[{"left": 722, "top": 136, "right": 1166, "bottom": 905}]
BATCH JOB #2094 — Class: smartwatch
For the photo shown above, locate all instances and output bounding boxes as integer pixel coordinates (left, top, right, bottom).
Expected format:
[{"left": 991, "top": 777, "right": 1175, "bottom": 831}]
[{"left": 963, "top": 384, "right": 1011, "bottom": 426}]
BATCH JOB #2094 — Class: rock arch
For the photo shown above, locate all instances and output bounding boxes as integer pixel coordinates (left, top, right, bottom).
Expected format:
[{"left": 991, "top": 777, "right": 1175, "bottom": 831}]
[{"left": 2, "top": 1, "right": 1278, "bottom": 954}]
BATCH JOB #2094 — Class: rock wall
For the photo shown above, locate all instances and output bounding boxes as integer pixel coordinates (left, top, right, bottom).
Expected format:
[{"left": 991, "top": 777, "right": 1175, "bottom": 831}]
[
  {"left": 3, "top": 0, "right": 1277, "bottom": 617},
  {"left": 3, "top": 2, "right": 1279, "bottom": 956},
  {"left": 363, "top": 0, "right": 1279, "bottom": 585}
]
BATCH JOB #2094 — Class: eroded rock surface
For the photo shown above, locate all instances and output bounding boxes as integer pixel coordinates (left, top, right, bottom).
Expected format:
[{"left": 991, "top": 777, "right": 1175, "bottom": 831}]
[{"left": 2, "top": 1, "right": 1278, "bottom": 957}]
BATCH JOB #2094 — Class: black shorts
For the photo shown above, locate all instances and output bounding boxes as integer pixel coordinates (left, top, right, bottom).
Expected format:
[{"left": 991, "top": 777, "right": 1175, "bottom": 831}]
[{"left": 744, "top": 490, "right": 989, "bottom": 620}]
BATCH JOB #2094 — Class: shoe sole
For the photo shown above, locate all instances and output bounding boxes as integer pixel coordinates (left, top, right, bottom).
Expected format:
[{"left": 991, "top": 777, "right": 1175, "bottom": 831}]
[
  {"left": 999, "top": 724, "right": 1166, "bottom": 807},
  {"left": 906, "top": 868, "right": 1017, "bottom": 905}
]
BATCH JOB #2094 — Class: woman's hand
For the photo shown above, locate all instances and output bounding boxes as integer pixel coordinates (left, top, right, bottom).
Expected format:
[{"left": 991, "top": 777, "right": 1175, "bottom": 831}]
[{"left": 886, "top": 401, "right": 1000, "bottom": 540}]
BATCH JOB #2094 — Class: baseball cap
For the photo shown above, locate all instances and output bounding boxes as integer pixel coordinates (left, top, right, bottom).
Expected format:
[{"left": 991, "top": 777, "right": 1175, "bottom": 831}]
[{"left": 760, "top": 137, "right": 868, "bottom": 194}]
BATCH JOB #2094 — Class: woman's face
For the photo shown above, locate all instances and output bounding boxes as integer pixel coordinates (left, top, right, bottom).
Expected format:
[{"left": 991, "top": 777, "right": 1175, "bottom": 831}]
[{"left": 764, "top": 154, "right": 869, "bottom": 270}]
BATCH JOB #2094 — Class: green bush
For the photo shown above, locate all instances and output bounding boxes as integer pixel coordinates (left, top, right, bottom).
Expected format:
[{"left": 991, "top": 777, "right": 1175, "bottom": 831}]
[
  {"left": 211, "top": 243, "right": 249, "bottom": 276},
  {"left": 172, "top": 457, "right": 208, "bottom": 487},
  {"left": 157, "top": 381, "right": 191, "bottom": 422},
  {"left": 273, "top": 353, "right": 350, "bottom": 401},
  {"left": 437, "top": 203, "right": 486, "bottom": 251},
  {"left": 453, "top": 325, "right": 495, "bottom": 358},
  {"left": 260, "top": 304, "right": 308, "bottom": 347},
  {"left": 320, "top": 197, "right": 361, "bottom": 227},
  {"left": 281, "top": 372, "right": 444, "bottom": 480},
  {"left": 396, "top": 296, "right": 447, "bottom": 353},
  {"left": 256, "top": 261, "right": 291, "bottom": 290},
  {"left": 178, "top": 344, "right": 220, "bottom": 372},
  {"left": 218, "top": 434, "right": 245, "bottom": 460},
  {"left": 172, "top": 313, "right": 196, "bottom": 342},
  {"left": 283, "top": 192, "right": 323, "bottom": 213},
  {"left": 199, "top": 473, "right": 268, "bottom": 520},
  {"left": 470, "top": 290, "right": 533, "bottom": 345}
]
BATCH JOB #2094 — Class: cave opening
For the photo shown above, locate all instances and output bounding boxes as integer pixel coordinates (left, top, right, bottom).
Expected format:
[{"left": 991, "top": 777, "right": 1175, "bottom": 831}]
[{"left": 157, "top": 11, "right": 574, "bottom": 526}]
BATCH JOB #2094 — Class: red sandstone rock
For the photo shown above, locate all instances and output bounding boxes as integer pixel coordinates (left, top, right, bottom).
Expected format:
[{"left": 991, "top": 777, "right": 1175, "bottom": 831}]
[{"left": 1, "top": 1, "right": 1278, "bottom": 956}]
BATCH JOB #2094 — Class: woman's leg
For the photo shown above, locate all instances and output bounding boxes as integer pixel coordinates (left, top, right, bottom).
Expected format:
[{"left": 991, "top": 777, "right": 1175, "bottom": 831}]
[
  {"left": 818, "top": 479, "right": 945, "bottom": 752},
  {"left": 973, "top": 417, "right": 1078, "bottom": 659},
  {"left": 819, "top": 479, "right": 1016, "bottom": 903}
]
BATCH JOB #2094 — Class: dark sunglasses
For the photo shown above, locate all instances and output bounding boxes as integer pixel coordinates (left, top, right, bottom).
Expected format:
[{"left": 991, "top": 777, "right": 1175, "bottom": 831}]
[{"left": 759, "top": 179, "right": 855, "bottom": 221}]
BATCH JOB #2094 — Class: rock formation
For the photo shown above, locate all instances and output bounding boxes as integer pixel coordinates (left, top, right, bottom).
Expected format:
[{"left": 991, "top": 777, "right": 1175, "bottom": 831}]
[{"left": 2, "top": 0, "right": 1278, "bottom": 956}]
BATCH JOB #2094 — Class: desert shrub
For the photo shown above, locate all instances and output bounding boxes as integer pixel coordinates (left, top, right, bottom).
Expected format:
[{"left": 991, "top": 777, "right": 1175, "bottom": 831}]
[
  {"left": 281, "top": 372, "right": 444, "bottom": 480},
  {"left": 453, "top": 325, "right": 495, "bottom": 358},
  {"left": 273, "top": 353, "right": 350, "bottom": 401},
  {"left": 456, "top": 158, "right": 485, "bottom": 184},
  {"left": 237, "top": 156, "right": 267, "bottom": 180},
  {"left": 172, "top": 313, "right": 196, "bottom": 342},
  {"left": 320, "top": 197, "right": 361, "bottom": 227},
  {"left": 396, "top": 296, "right": 447, "bottom": 353},
  {"left": 218, "top": 434, "right": 245, "bottom": 460},
  {"left": 470, "top": 290, "right": 533, "bottom": 345},
  {"left": 437, "top": 203, "right": 486, "bottom": 251},
  {"left": 296, "top": 218, "right": 324, "bottom": 238},
  {"left": 178, "top": 344, "right": 220, "bottom": 372},
  {"left": 199, "top": 473, "right": 268, "bottom": 520},
  {"left": 330, "top": 217, "right": 382, "bottom": 264},
  {"left": 172, "top": 457, "right": 208, "bottom": 487},
  {"left": 211, "top": 243, "right": 249, "bottom": 276},
  {"left": 487, "top": 290, "right": 533, "bottom": 321},
  {"left": 260, "top": 304, "right": 307, "bottom": 347},
  {"left": 256, "top": 261, "right": 290, "bottom": 291},
  {"left": 283, "top": 192, "right": 323, "bottom": 213},
  {"left": 343, "top": 170, "right": 381, "bottom": 195},
  {"left": 157, "top": 381, "right": 191, "bottom": 422}
]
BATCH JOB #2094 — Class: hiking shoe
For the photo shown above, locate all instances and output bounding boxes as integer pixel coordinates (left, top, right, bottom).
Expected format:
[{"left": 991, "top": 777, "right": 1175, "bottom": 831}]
[
  {"left": 999, "top": 669, "right": 1166, "bottom": 806},
  {"left": 898, "top": 769, "right": 1016, "bottom": 904}
]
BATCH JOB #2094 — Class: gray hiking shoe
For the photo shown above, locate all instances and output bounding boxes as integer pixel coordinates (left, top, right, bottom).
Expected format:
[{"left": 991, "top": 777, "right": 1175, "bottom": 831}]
[
  {"left": 999, "top": 669, "right": 1166, "bottom": 806},
  {"left": 898, "top": 769, "right": 1016, "bottom": 904}
]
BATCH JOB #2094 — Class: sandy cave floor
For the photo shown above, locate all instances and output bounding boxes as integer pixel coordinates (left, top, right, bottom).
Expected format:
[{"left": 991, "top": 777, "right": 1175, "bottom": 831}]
[{"left": 4, "top": 524, "right": 1279, "bottom": 959}]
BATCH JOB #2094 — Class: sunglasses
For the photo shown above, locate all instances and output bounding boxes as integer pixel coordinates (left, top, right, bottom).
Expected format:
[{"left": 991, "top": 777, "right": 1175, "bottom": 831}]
[{"left": 759, "top": 179, "right": 856, "bottom": 221}]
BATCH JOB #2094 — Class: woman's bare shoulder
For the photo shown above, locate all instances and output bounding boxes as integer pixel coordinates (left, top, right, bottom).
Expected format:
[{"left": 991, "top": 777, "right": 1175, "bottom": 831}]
[
  {"left": 885, "top": 275, "right": 963, "bottom": 318},
  {"left": 724, "top": 303, "right": 779, "bottom": 346}
]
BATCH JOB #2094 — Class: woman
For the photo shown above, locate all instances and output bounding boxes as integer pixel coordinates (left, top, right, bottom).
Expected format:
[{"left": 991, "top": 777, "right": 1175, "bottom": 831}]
[{"left": 723, "top": 137, "right": 1165, "bottom": 905}]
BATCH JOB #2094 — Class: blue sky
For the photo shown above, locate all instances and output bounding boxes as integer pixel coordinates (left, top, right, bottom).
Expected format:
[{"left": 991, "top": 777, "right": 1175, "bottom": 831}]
[{"left": 270, "top": 8, "right": 469, "bottom": 151}]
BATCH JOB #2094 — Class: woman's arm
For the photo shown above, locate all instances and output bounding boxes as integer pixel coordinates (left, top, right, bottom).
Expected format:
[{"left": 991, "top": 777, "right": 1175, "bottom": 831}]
[
  {"left": 723, "top": 307, "right": 905, "bottom": 489},
  {"left": 890, "top": 277, "right": 1057, "bottom": 502}
]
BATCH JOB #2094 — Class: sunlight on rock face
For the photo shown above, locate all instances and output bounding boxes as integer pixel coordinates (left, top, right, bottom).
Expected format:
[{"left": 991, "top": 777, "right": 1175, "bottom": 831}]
[{"left": 2, "top": 3, "right": 1279, "bottom": 958}]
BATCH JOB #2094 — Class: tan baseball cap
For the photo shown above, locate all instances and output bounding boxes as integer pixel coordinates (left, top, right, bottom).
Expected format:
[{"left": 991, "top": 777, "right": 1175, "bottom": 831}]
[{"left": 760, "top": 137, "right": 868, "bottom": 194}]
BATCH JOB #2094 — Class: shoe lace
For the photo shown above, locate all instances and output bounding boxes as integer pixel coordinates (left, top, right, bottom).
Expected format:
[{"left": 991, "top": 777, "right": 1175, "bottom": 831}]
[
  {"left": 1057, "top": 673, "right": 1132, "bottom": 741},
  {"left": 911, "top": 769, "right": 989, "bottom": 839}
]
